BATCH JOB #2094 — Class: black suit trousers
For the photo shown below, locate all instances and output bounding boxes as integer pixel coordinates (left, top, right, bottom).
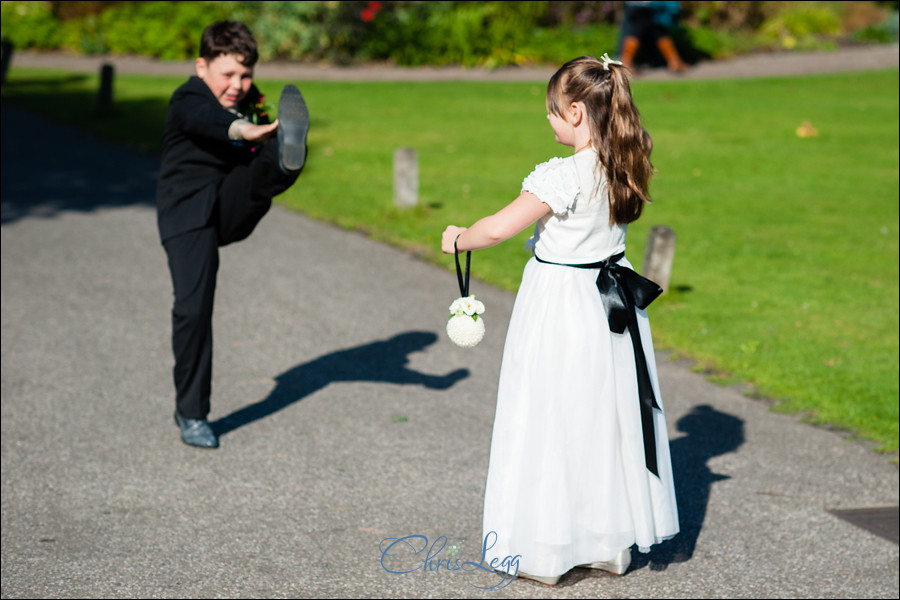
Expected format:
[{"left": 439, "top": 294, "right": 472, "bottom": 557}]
[{"left": 164, "top": 140, "right": 299, "bottom": 419}]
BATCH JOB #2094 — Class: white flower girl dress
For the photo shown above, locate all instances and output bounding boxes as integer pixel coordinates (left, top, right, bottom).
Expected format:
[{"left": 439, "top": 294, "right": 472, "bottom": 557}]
[{"left": 481, "top": 148, "right": 679, "bottom": 579}]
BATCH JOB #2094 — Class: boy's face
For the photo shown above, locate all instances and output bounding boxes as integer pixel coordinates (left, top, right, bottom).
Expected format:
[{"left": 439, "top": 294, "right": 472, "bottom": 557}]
[{"left": 195, "top": 53, "right": 254, "bottom": 110}]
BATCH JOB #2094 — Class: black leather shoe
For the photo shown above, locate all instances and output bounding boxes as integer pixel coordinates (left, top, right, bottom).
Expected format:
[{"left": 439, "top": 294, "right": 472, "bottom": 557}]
[
  {"left": 174, "top": 411, "right": 219, "bottom": 449},
  {"left": 276, "top": 85, "right": 309, "bottom": 174}
]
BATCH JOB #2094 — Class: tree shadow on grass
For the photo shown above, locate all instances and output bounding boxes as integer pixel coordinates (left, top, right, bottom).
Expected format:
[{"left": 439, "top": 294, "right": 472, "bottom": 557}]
[
  {"left": 209, "top": 331, "right": 469, "bottom": 437},
  {"left": 1, "top": 101, "right": 162, "bottom": 225}
]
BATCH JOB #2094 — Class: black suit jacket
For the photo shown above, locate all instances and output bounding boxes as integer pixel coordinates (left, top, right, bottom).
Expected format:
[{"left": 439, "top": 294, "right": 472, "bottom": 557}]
[{"left": 156, "top": 76, "right": 265, "bottom": 243}]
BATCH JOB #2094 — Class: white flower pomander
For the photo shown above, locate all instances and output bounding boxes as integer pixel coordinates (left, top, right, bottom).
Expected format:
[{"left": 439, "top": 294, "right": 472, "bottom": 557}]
[{"left": 447, "top": 295, "right": 486, "bottom": 348}]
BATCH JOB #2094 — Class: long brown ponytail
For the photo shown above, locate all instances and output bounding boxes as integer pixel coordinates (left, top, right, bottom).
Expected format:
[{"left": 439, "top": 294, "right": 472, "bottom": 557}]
[{"left": 546, "top": 55, "right": 653, "bottom": 224}]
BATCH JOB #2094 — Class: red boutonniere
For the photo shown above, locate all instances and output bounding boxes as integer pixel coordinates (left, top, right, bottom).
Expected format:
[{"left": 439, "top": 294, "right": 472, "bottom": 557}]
[{"left": 247, "top": 94, "right": 272, "bottom": 124}]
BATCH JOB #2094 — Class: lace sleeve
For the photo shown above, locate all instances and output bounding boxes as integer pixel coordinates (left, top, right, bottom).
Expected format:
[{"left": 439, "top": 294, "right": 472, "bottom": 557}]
[{"left": 521, "top": 157, "right": 581, "bottom": 215}]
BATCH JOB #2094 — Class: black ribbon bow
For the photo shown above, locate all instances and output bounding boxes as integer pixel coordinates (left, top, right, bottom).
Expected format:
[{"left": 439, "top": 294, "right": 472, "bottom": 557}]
[{"left": 536, "top": 251, "right": 664, "bottom": 477}]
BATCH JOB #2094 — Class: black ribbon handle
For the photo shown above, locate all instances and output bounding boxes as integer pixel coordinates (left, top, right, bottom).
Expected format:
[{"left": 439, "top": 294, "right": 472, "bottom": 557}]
[
  {"left": 454, "top": 235, "right": 471, "bottom": 298},
  {"left": 536, "top": 251, "right": 664, "bottom": 477}
]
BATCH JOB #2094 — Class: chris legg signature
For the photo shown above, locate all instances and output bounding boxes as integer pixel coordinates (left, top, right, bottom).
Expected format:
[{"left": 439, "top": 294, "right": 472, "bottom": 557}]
[{"left": 379, "top": 531, "right": 521, "bottom": 590}]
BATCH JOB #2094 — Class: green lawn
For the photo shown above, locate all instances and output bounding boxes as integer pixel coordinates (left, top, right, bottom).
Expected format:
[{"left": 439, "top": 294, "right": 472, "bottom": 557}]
[{"left": 2, "top": 66, "right": 897, "bottom": 455}]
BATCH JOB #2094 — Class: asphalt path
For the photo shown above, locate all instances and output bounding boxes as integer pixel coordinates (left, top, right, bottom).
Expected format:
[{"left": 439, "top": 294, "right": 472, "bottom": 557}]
[{"left": 2, "top": 45, "right": 898, "bottom": 598}]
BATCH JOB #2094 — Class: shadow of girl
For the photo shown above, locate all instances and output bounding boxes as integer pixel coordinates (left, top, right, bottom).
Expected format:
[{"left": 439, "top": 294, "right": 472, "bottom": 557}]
[
  {"left": 637, "top": 403, "right": 745, "bottom": 571},
  {"left": 209, "top": 331, "right": 469, "bottom": 437}
]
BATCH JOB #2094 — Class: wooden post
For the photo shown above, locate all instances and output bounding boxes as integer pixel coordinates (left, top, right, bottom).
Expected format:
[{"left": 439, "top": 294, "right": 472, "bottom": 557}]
[
  {"left": 98, "top": 63, "right": 114, "bottom": 114},
  {"left": 393, "top": 147, "right": 418, "bottom": 208},
  {"left": 1, "top": 39, "right": 13, "bottom": 86},
  {"left": 643, "top": 225, "right": 676, "bottom": 292}
]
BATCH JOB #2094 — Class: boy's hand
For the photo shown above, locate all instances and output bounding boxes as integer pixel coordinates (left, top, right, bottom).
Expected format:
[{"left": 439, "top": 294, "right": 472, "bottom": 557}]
[{"left": 240, "top": 120, "right": 279, "bottom": 143}]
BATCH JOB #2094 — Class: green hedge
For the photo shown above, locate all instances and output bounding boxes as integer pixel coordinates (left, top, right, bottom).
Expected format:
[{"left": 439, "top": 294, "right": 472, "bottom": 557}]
[{"left": 1, "top": 1, "right": 897, "bottom": 67}]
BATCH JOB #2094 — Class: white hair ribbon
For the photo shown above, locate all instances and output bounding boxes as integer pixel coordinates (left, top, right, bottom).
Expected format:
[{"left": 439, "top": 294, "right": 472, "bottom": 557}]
[{"left": 600, "top": 52, "right": 623, "bottom": 71}]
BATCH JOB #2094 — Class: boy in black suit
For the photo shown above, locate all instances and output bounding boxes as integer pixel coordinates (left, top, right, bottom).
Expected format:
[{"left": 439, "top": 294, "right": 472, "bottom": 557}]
[{"left": 157, "top": 20, "right": 309, "bottom": 448}]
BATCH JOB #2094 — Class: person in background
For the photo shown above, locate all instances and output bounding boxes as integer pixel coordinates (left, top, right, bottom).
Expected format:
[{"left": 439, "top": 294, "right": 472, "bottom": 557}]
[{"left": 619, "top": 1, "right": 688, "bottom": 72}]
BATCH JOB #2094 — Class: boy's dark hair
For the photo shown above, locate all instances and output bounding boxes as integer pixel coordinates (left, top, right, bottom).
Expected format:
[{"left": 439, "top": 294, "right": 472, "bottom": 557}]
[{"left": 199, "top": 21, "right": 259, "bottom": 67}]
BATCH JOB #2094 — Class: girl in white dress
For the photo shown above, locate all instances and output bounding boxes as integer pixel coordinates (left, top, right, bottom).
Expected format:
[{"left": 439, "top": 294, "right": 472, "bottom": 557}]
[{"left": 441, "top": 54, "right": 679, "bottom": 586}]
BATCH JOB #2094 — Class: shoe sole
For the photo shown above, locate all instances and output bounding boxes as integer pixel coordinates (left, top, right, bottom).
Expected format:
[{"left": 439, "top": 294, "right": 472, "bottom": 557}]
[
  {"left": 584, "top": 564, "right": 627, "bottom": 575},
  {"left": 277, "top": 85, "right": 310, "bottom": 172},
  {"left": 515, "top": 572, "right": 560, "bottom": 586},
  {"left": 578, "top": 550, "right": 630, "bottom": 575}
]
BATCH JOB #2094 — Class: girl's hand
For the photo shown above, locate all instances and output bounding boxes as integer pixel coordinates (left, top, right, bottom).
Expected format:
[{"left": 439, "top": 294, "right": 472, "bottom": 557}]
[{"left": 442, "top": 226, "right": 467, "bottom": 254}]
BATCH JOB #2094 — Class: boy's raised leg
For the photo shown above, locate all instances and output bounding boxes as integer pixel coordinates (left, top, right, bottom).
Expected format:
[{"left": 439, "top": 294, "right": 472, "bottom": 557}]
[{"left": 214, "top": 85, "right": 309, "bottom": 246}]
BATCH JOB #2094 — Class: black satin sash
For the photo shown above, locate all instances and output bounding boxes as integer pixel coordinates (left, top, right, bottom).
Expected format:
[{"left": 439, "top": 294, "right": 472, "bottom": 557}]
[{"left": 534, "top": 251, "right": 664, "bottom": 477}]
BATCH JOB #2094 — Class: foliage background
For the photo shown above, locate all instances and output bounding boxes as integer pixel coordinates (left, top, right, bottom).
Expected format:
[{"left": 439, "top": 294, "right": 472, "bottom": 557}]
[{"left": 2, "top": 1, "right": 899, "bottom": 67}]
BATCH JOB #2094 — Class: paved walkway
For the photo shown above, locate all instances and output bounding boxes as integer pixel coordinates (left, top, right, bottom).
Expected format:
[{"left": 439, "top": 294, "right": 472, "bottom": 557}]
[{"left": 1, "top": 45, "right": 898, "bottom": 598}]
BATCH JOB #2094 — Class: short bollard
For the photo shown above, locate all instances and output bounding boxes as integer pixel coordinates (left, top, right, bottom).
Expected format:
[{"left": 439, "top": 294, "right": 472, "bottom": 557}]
[
  {"left": 393, "top": 147, "right": 418, "bottom": 208},
  {"left": 1, "top": 39, "right": 13, "bottom": 86},
  {"left": 643, "top": 225, "right": 676, "bottom": 292},
  {"left": 98, "top": 63, "right": 114, "bottom": 114}
]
